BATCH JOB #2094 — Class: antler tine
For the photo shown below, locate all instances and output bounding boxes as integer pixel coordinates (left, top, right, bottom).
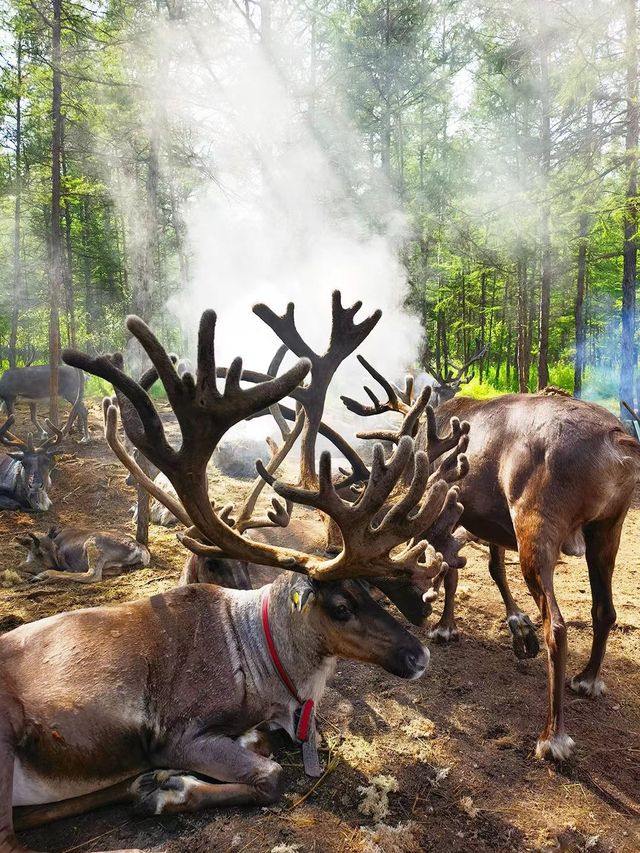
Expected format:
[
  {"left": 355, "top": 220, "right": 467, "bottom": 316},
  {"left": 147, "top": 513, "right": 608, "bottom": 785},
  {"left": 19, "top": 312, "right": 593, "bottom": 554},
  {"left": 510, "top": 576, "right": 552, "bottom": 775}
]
[
  {"left": 102, "top": 402, "right": 193, "bottom": 527},
  {"left": 63, "top": 348, "right": 174, "bottom": 465},
  {"left": 267, "top": 344, "right": 288, "bottom": 378},
  {"left": 138, "top": 352, "right": 178, "bottom": 392},
  {"left": 449, "top": 345, "right": 488, "bottom": 383},
  {"left": 392, "top": 374, "right": 414, "bottom": 406},
  {"left": 427, "top": 433, "right": 470, "bottom": 486},
  {"left": 341, "top": 354, "right": 410, "bottom": 418},
  {"left": 127, "top": 315, "right": 189, "bottom": 413},
  {"left": 0, "top": 416, "right": 26, "bottom": 448},
  {"left": 424, "top": 358, "right": 445, "bottom": 385},
  {"left": 328, "top": 291, "right": 383, "bottom": 363},
  {"left": 356, "top": 384, "right": 432, "bottom": 445},
  {"left": 236, "top": 497, "right": 292, "bottom": 534},
  {"left": 421, "top": 487, "right": 466, "bottom": 571},
  {"left": 41, "top": 420, "right": 63, "bottom": 450},
  {"left": 234, "top": 408, "right": 305, "bottom": 532},
  {"left": 424, "top": 410, "right": 471, "bottom": 462},
  {"left": 253, "top": 302, "right": 317, "bottom": 362}
]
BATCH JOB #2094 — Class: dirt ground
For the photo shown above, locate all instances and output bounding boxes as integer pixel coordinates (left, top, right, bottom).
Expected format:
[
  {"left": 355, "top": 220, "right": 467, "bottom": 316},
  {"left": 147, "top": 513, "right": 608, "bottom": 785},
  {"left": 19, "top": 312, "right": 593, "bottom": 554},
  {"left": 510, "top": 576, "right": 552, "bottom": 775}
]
[{"left": 1, "top": 401, "right": 639, "bottom": 853}]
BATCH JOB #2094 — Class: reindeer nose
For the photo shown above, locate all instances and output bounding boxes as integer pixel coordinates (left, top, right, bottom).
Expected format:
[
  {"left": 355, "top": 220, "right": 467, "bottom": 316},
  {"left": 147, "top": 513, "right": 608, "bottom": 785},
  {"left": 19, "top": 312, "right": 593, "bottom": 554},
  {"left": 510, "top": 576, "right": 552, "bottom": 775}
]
[{"left": 405, "top": 645, "right": 430, "bottom": 680}]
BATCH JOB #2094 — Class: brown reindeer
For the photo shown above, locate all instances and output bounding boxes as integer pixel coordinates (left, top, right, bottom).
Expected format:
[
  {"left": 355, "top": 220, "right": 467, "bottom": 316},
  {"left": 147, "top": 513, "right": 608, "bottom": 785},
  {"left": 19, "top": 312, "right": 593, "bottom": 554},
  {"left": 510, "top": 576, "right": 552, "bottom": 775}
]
[
  {"left": 15, "top": 526, "right": 150, "bottom": 584},
  {"left": 346, "top": 361, "right": 640, "bottom": 761},
  {"left": 1, "top": 301, "right": 465, "bottom": 853}
]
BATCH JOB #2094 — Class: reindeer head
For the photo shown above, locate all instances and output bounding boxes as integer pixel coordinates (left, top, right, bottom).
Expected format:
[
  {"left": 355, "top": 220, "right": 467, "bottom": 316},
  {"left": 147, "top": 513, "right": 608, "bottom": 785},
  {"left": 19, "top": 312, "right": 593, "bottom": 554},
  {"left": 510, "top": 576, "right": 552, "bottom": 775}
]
[
  {"left": 15, "top": 527, "right": 60, "bottom": 570},
  {"left": 420, "top": 346, "right": 488, "bottom": 407},
  {"left": 0, "top": 417, "right": 63, "bottom": 511},
  {"left": 283, "top": 574, "right": 429, "bottom": 679}
]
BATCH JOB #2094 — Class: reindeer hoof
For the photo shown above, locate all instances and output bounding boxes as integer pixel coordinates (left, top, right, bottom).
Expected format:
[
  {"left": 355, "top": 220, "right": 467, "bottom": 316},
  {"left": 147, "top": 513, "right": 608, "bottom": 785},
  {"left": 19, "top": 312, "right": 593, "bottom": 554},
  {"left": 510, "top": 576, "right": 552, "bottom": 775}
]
[
  {"left": 570, "top": 675, "right": 607, "bottom": 698},
  {"left": 535, "top": 733, "right": 575, "bottom": 762},
  {"left": 507, "top": 613, "right": 539, "bottom": 659},
  {"left": 130, "top": 769, "right": 198, "bottom": 815},
  {"left": 428, "top": 623, "right": 459, "bottom": 643}
]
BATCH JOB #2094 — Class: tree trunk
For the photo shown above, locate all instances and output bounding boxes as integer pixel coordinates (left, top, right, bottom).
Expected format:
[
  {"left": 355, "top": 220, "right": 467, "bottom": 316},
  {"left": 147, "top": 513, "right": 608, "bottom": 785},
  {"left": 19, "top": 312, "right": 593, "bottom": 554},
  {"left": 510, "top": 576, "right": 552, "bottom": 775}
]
[
  {"left": 381, "top": 0, "right": 391, "bottom": 178},
  {"left": 574, "top": 211, "right": 589, "bottom": 398},
  {"left": 620, "top": 0, "right": 639, "bottom": 415},
  {"left": 9, "top": 37, "right": 22, "bottom": 370},
  {"left": 48, "top": 0, "right": 64, "bottom": 426},
  {"left": 479, "top": 270, "right": 487, "bottom": 382},
  {"left": 61, "top": 121, "right": 76, "bottom": 348},
  {"left": 537, "top": 35, "right": 552, "bottom": 390},
  {"left": 517, "top": 254, "right": 529, "bottom": 392}
]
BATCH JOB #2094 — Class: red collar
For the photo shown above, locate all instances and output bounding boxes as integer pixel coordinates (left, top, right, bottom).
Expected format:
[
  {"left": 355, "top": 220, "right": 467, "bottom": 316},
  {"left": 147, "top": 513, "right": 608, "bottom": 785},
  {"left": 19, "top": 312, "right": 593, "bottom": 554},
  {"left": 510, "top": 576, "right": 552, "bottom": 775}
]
[{"left": 261, "top": 589, "right": 314, "bottom": 742}]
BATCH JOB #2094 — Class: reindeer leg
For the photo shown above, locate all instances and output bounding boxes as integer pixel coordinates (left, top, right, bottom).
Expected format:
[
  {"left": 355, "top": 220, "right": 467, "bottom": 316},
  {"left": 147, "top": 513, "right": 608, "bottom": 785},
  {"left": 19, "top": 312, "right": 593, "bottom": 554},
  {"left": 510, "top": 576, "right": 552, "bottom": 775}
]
[
  {"left": 488, "top": 544, "right": 539, "bottom": 659},
  {"left": 428, "top": 563, "right": 459, "bottom": 642},
  {"left": 571, "top": 517, "right": 621, "bottom": 698},
  {"left": 515, "top": 519, "right": 572, "bottom": 761},
  {"left": 0, "top": 704, "right": 31, "bottom": 853},
  {"left": 134, "top": 734, "right": 283, "bottom": 815},
  {"left": 28, "top": 405, "right": 47, "bottom": 441}
]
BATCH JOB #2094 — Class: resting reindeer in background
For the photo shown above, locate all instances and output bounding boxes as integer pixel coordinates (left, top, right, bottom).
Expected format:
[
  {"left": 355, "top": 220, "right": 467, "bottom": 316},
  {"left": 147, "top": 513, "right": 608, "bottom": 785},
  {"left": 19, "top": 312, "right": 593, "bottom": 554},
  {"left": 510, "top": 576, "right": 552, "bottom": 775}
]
[
  {"left": 0, "top": 302, "right": 465, "bottom": 852},
  {"left": 346, "top": 360, "right": 640, "bottom": 762},
  {"left": 16, "top": 526, "right": 150, "bottom": 584},
  {"left": 0, "top": 417, "right": 63, "bottom": 511}
]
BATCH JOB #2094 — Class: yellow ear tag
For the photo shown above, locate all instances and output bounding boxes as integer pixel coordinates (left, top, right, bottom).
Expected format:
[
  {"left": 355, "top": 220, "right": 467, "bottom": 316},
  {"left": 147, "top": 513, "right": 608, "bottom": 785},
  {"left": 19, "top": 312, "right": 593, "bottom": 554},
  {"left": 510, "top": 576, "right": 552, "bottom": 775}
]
[{"left": 291, "top": 590, "right": 301, "bottom": 611}]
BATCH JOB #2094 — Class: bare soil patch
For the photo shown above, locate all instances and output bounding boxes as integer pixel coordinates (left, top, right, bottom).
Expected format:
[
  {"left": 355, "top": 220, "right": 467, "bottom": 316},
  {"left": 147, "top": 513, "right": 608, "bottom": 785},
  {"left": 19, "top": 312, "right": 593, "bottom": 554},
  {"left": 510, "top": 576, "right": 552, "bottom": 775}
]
[{"left": 1, "top": 402, "right": 639, "bottom": 852}]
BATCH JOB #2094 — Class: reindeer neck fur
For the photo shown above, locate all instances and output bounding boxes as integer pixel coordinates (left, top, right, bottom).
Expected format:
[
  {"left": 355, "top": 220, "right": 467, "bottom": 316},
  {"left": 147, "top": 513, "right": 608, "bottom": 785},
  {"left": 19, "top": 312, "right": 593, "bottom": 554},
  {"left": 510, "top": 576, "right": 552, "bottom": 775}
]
[
  {"left": 227, "top": 575, "right": 336, "bottom": 738},
  {"left": 0, "top": 455, "right": 27, "bottom": 503}
]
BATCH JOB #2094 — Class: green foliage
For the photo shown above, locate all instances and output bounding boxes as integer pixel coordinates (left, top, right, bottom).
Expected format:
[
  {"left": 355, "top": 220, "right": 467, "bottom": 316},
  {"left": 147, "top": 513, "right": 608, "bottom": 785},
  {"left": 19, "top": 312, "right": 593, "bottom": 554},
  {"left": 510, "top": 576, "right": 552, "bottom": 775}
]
[{"left": 0, "top": 0, "right": 636, "bottom": 409}]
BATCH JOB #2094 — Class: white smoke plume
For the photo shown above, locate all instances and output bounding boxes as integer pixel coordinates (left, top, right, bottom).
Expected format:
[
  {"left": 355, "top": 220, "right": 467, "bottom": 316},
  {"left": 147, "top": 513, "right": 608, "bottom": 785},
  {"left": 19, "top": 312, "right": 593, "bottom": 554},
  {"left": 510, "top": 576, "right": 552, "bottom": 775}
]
[{"left": 145, "top": 13, "right": 423, "bottom": 400}]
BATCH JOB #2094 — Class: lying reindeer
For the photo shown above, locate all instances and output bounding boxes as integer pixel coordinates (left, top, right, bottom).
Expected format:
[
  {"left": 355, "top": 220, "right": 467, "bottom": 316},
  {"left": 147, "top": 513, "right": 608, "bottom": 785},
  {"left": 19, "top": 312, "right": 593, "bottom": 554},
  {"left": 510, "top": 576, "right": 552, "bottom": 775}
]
[
  {"left": 0, "top": 417, "right": 63, "bottom": 511},
  {"left": 16, "top": 526, "right": 150, "bottom": 584},
  {"left": 344, "top": 360, "right": 640, "bottom": 762},
  {"left": 1, "top": 302, "right": 464, "bottom": 853}
]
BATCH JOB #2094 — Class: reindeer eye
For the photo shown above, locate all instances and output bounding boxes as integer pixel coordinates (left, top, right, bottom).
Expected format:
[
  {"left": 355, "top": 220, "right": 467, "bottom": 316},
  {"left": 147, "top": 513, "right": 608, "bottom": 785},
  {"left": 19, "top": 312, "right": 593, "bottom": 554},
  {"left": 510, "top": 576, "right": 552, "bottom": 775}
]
[{"left": 331, "top": 602, "right": 352, "bottom": 622}]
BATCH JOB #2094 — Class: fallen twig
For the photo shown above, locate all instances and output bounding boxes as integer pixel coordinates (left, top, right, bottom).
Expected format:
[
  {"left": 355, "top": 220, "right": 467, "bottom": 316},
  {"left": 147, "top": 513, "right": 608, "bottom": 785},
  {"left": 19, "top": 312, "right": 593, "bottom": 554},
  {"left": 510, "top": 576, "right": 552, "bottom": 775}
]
[{"left": 288, "top": 752, "right": 340, "bottom": 810}]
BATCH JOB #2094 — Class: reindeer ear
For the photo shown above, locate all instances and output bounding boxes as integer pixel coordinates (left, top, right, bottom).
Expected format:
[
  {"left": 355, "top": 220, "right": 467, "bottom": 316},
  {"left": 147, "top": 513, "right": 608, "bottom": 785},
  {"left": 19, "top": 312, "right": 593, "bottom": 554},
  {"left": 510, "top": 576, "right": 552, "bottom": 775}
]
[
  {"left": 47, "top": 525, "right": 60, "bottom": 539},
  {"left": 290, "top": 578, "right": 315, "bottom": 613},
  {"left": 15, "top": 535, "right": 34, "bottom": 550}
]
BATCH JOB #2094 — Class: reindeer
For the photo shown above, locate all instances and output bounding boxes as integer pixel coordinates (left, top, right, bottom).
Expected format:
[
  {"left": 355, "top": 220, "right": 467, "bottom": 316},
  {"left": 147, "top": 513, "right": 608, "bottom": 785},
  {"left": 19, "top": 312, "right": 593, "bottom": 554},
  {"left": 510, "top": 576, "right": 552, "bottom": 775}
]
[
  {"left": 345, "top": 361, "right": 640, "bottom": 762},
  {"left": 415, "top": 346, "right": 487, "bottom": 407},
  {"left": 15, "top": 526, "right": 150, "bottom": 584},
  {"left": 1, "top": 300, "right": 465, "bottom": 851},
  {"left": 0, "top": 417, "right": 64, "bottom": 511},
  {"left": 0, "top": 365, "right": 89, "bottom": 442}
]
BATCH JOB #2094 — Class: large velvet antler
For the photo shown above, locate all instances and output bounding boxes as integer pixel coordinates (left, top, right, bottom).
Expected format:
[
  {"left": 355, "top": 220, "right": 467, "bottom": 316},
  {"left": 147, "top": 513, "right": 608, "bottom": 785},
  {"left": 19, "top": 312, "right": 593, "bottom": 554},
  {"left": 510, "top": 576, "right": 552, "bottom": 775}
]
[
  {"left": 253, "top": 291, "right": 381, "bottom": 486},
  {"left": 64, "top": 312, "right": 449, "bottom": 592}
]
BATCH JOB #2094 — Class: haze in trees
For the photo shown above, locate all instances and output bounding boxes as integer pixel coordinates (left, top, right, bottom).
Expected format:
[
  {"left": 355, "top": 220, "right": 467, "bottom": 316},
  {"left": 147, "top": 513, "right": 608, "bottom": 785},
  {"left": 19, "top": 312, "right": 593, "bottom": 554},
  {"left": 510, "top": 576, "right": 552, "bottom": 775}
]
[{"left": 0, "top": 0, "right": 637, "bottom": 412}]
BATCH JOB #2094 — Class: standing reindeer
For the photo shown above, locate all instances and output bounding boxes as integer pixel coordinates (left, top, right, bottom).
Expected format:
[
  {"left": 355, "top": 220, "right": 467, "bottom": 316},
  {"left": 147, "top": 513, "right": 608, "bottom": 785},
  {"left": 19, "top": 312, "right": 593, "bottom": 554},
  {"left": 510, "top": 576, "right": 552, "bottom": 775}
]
[
  {"left": 345, "top": 361, "right": 640, "bottom": 761},
  {"left": 0, "top": 365, "right": 89, "bottom": 442},
  {"left": 1, "top": 299, "right": 466, "bottom": 851}
]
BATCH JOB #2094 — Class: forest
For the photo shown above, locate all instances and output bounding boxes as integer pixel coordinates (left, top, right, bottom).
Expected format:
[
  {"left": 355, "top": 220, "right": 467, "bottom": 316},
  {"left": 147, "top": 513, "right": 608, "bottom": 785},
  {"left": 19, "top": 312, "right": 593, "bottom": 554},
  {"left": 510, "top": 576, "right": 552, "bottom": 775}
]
[
  {"left": 1, "top": 3, "right": 640, "bottom": 853},
  {"left": 0, "top": 0, "right": 638, "bottom": 412}
]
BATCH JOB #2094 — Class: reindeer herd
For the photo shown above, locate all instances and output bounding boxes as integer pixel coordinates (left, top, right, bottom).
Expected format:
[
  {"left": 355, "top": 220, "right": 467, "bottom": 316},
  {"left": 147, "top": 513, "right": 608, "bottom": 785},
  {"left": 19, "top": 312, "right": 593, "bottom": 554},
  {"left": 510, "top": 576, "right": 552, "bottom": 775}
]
[{"left": 0, "top": 293, "right": 638, "bottom": 853}]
